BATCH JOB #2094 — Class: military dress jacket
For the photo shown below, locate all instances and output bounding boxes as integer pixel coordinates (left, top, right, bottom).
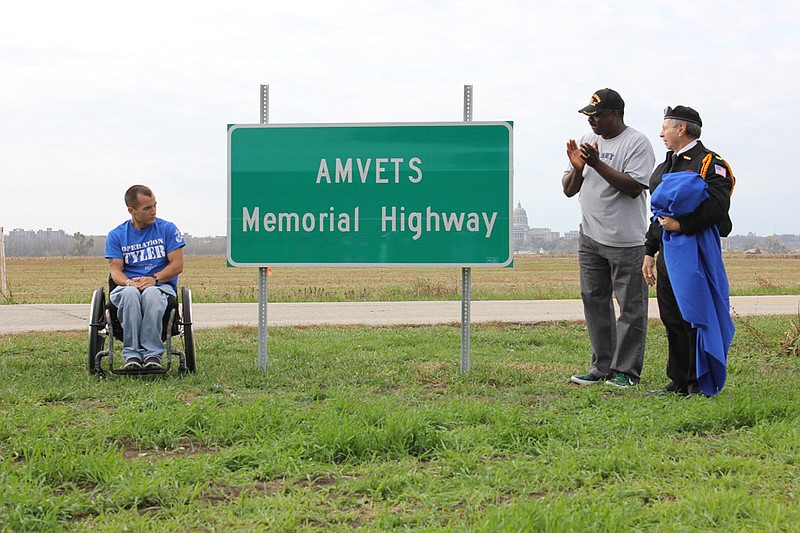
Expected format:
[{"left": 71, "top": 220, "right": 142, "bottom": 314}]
[{"left": 645, "top": 140, "right": 735, "bottom": 257}]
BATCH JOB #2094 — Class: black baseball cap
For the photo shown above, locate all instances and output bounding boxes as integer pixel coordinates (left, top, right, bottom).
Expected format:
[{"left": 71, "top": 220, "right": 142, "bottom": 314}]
[
  {"left": 664, "top": 105, "right": 702, "bottom": 127},
  {"left": 578, "top": 88, "right": 625, "bottom": 115}
]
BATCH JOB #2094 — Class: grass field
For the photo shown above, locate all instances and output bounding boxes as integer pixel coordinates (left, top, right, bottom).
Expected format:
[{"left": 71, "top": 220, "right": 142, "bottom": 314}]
[
  {"left": 3, "top": 253, "right": 800, "bottom": 304},
  {"left": 1, "top": 315, "right": 799, "bottom": 531},
  {"left": 2, "top": 254, "right": 799, "bottom": 530}
]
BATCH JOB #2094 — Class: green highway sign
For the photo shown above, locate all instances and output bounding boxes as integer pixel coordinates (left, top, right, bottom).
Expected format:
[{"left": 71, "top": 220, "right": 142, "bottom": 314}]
[{"left": 227, "top": 122, "right": 513, "bottom": 267}]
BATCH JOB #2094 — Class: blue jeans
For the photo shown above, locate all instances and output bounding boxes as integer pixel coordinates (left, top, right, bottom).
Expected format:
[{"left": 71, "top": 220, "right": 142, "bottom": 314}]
[
  {"left": 110, "top": 285, "right": 175, "bottom": 362},
  {"left": 578, "top": 233, "right": 648, "bottom": 382}
]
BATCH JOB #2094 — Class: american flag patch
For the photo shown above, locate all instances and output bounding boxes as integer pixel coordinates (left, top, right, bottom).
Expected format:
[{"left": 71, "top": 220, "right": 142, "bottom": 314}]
[{"left": 715, "top": 164, "right": 727, "bottom": 177}]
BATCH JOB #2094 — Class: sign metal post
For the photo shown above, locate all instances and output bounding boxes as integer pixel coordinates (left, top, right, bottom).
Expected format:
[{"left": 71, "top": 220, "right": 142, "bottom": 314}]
[
  {"left": 461, "top": 85, "right": 473, "bottom": 373},
  {"left": 258, "top": 84, "right": 269, "bottom": 372},
  {"left": 0, "top": 226, "right": 7, "bottom": 301}
]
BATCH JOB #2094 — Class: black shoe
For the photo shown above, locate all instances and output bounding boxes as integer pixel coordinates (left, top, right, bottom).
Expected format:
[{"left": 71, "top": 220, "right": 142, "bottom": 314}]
[
  {"left": 144, "top": 357, "right": 164, "bottom": 370},
  {"left": 647, "top": 381, "right": 690, "bottom": 396},
  {"left": 123, "top": 358, "right": 143, "bottom": 370}
]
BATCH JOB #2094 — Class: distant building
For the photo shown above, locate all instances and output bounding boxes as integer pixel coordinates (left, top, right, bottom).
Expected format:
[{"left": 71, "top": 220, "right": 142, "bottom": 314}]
[
  {"left": 513, "top": 202, "right": 530, "bottom": 248},
  {"left": 513, "top": 202, "right": 562, "bottom": 250},
  {"left": 10, "top": 227, "right": 67, "bottom": 239},
  {"left": 531, "top": 227, "right": 558, "bottom": 242}
]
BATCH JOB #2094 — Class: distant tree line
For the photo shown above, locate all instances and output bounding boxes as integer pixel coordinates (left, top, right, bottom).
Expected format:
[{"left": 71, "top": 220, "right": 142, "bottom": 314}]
[
  {"left": 517, "top": 233, "right": 800, "bottom": 255},
  {"left": 3, "top": 229, "right": 800, "bottom": 257},
  {"left": 3, "top": 231, "right": 226, "bottom": 257},
  {"left": 724, "top": 233, "right": 800, "bottom": 254},
  {"left": 515, "top": 236, "right": 579, "bottom": 254}
]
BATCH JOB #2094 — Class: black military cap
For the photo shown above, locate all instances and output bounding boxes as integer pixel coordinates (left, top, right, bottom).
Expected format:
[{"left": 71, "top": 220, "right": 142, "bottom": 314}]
[
  {"left": 578, "top": 88, "right": 625, "bottom": 115},
  {"left": 664, "top": 105, "right": 702, "bottom": 127}
]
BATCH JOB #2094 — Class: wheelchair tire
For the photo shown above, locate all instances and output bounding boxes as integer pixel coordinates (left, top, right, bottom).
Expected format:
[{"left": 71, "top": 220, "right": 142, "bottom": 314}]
[
  {"left": 88, "top": 287, "right": 106, "bottom": 373},
  {"left": 181, "top": 286, "right": 196, "bottom": 373}
]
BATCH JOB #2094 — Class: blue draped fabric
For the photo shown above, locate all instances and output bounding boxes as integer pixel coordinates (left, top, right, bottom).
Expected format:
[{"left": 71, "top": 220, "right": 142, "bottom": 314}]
[{"left": 651, "top": 171, "right": 735, "bottom": 396}]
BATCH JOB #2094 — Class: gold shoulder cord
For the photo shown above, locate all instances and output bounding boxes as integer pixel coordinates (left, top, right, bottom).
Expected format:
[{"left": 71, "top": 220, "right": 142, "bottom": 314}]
[
  {"left": 700, "top": 153, "right": 713, "bottom": 179},
  {"left": 723, "top": 160, "right": 736, "bottom": 195}
]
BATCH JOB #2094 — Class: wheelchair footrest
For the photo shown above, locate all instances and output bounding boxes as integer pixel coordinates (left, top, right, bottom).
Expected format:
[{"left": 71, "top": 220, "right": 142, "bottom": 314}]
[{"left": 111, "top": 366, "right": 170, "bottom": 376}]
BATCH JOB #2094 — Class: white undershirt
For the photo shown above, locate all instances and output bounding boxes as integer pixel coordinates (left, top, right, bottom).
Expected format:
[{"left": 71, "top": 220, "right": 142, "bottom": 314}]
[{"left": 676, "top": 139, "right": 698, "bottom": 156}]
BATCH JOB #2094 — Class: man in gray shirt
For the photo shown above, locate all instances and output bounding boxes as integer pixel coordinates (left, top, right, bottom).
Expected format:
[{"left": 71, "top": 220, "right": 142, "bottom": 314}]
[{"left": 562, "top": 88, "right": 655, "bottom": 388}]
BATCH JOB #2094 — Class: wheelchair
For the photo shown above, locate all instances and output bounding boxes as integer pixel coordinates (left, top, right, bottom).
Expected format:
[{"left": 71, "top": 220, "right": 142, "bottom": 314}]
[{"left": 88, "top": 277, "right": 196, "bottom": 376}]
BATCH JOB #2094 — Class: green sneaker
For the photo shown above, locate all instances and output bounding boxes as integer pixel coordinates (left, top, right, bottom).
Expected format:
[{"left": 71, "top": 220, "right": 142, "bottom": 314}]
[
  {"left": 607, "top": 373, "right": 636, "bottom": 388},
  {"left": 570, "top": 372, "right": 605, "bottom": 385}
]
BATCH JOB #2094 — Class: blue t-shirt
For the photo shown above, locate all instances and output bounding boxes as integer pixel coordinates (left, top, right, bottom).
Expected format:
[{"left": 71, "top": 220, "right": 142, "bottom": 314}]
[{"left": 105, "top": 218, "right": 186, "bottom": 291}]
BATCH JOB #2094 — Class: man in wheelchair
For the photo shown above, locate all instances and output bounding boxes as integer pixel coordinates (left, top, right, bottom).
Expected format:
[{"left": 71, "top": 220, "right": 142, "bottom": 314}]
[{"left": 104, "top": 185, "right": 186, "bottom": 371}]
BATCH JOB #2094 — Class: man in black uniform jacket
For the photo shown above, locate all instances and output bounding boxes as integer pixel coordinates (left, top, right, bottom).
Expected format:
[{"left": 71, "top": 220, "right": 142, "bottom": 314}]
[{"left": 642, "top": 106, "right": 735, "bottom": 395}]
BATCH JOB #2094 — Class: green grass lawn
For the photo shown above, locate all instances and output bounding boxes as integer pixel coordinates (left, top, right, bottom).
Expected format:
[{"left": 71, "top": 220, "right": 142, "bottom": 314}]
[{"left": 1, "top": 317, "right": 799, "bottom": 531}]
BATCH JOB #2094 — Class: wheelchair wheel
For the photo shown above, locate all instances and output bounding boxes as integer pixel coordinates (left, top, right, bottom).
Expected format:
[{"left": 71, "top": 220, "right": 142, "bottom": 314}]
[
  {"left": 181, "top": 286, "right": 196, "bottom": 373},
  {"left": 88, "top": 287, "right": 106, "bottom": 373}
]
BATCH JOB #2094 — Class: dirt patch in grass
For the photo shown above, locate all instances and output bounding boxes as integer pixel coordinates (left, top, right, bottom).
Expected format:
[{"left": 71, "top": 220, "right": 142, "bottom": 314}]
[
  {"left": 196, "top": 480, "right": 285, "bottom": 505},
  {"left": 503, "top": 361, "right": 563, "bottom": 373},
  {"left": 413, "top": 361, "right": 452, "bottom": 389},
  {"left": 296, "top": 473, "right": 339, "bottom": 490},
  {"left": 201, "top": 482, "right": 245, "bottom": 503},
  {"left": 116, "top": 436, "right": 218, "bottom": 461}
]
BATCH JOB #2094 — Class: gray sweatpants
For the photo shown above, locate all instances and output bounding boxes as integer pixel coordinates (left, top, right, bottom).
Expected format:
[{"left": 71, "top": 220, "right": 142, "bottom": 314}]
[{"left": 578, "top": 233, "right": 648, "bottom": 382}]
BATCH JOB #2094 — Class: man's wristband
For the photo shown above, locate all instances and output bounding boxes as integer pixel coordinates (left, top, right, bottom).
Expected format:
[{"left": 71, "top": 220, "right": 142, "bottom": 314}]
[{"left": 151, "top": 275, "right": 159, "bottom": 283}]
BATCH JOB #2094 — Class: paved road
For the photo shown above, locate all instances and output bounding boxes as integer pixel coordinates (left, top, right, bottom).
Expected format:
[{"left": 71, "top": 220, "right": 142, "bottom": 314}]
[{"left": 1, "top": 295, "right": 798, "bottom": 335}]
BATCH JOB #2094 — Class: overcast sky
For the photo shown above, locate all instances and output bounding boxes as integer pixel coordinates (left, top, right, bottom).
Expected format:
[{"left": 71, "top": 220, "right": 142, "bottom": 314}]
[{"left": 2, "top": 0, "right": 797, "bottom": 238}]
